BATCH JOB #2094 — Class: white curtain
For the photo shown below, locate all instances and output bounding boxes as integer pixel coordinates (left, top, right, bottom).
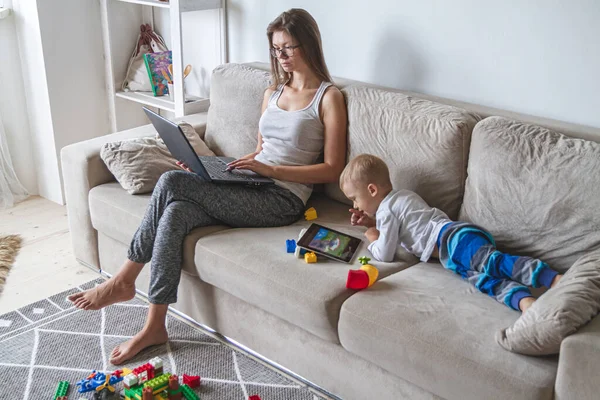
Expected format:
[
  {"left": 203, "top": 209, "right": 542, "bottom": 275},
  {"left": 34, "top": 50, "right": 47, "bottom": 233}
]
[{"left": 0, "top": 113, "right": 28, "bottom": 209}]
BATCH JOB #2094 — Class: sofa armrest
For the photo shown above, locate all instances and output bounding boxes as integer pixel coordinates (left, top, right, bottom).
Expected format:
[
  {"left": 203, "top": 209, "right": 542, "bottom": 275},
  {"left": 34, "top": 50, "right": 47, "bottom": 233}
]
[
  {"left": 61, "top": 112, "right": 208, "bottom": 270},
  {"left": 61, "top": 125, "right": 158, "bottom": 269},
  {"left": 555, "top": 314, "right": 600, "bottom": 399}
]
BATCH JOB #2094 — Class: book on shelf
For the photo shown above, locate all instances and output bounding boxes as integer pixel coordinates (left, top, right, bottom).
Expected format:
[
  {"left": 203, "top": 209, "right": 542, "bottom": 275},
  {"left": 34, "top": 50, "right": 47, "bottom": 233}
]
[{"left": 143, "top": 51, "right": 172, "bottom": 97}]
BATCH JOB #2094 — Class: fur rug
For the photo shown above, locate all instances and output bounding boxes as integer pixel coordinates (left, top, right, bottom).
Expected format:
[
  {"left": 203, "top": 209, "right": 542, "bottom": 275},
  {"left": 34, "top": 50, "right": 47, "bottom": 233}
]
[{"left": 0, "top": 234, "right": 22, "bottom": 293}]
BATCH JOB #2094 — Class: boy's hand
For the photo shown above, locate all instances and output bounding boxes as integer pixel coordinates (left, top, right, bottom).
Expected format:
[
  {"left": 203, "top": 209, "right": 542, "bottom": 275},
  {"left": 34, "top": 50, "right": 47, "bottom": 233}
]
[
  {"left": 365, "top": 227, "right": 380, "bottom": 243},
  {"left": 349, "top": 208, "right": 376, "bottom": 228}
]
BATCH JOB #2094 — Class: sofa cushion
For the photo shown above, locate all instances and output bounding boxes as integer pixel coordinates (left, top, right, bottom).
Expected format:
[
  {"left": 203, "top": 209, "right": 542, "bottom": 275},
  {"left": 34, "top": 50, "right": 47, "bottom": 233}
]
[
  {"left": 100, "top": 123, "right": 215, "bottom": 195},
  {"left": 204, "top": 64, "right": 271, "bottom": 158},
  {"left": 327, "top": 85, "right": 480, "bottom": 219},
  {"left": 88, "top": 182, "right": 229, "bottom": 274},
  {"left": 192, "top": 194, "right": 419, "bottom": 343},
  {"left": 338, "top": 262, "right": 558, "bottom": 400},
  {"left": 459, "top": 116, "right": 600, "bottom": 272},
  {"left": 497, "top": 248, "right": 600, "bottom": 355}
]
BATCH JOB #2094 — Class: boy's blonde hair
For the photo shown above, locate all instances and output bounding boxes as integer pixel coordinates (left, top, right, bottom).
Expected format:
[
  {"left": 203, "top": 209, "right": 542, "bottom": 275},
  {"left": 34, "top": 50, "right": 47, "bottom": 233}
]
[{"left": 339, "top": 154, "right": 392, "bottom": 189}]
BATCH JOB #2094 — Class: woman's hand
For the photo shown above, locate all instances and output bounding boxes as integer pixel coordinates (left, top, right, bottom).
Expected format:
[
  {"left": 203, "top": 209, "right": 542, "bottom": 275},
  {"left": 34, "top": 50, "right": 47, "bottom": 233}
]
[
  {"left": 176, "top": 161, "right": 193, "bottom": 173},
  {"left": 365, "top": 227, "right": 380, "bottom": 243},
  {"left": 226, "top": 158, "right": 274, "bottom": 177},
  {"left": 349, "top": 208, "right": 376, "bottom": 228}
]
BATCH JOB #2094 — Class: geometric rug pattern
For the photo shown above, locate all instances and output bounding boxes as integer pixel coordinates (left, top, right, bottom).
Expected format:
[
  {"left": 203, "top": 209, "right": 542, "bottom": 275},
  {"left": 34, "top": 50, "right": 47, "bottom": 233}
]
[{"left": 0, "top": 278, "right": 330, "bottom": 399}]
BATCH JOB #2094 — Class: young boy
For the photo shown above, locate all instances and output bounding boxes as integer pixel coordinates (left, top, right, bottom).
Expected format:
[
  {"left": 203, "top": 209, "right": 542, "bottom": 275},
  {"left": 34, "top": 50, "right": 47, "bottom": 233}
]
[{"left": 339, "top": 154, "right": 562, "bottom": 313}]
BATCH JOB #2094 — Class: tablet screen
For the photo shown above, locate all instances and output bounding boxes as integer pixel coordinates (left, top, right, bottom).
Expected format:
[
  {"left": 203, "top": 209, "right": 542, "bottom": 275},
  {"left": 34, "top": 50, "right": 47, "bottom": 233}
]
[{"left": 297, "top": 223, "right": 362, "bottom": 263}]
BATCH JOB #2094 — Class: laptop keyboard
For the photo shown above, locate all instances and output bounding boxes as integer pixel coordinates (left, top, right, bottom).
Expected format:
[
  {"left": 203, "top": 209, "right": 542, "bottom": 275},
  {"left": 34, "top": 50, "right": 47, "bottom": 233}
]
[{"left": 201, "top": 158, "right": 255, "bottom": 181}]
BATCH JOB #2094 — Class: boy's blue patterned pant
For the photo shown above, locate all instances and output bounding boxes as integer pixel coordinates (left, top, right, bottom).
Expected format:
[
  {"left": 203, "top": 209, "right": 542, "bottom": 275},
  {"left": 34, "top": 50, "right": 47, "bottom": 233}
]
[{"left": 437, "top": 222, "right": 558, "bottom": 311}]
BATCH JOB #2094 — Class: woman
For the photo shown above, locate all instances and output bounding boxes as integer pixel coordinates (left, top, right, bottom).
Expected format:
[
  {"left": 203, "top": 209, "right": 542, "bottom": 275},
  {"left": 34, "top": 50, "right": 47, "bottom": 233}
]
[{"left": 68, "top": 8, "right": 347, "bottom": 365}]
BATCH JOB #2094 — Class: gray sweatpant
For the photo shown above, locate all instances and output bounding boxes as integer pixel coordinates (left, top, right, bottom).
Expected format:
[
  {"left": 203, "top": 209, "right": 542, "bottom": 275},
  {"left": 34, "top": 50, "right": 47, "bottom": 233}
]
[{"left": 128, "top": 170, "right": 305, "bottom": 304}]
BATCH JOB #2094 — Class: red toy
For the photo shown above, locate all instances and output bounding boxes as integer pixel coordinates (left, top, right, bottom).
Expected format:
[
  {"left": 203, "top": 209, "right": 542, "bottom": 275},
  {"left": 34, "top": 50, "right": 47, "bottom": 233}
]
[
  {"left": 249, "top": 396, "right": 261, "bottom": 400},
  {"left": 142, "top": 386, "right": 154, "bottom": 400},
  {"left": 346, "top": 269, "right": 370, "bottom": 289},
  {"left": 182, "top": 374, "right": 201, "bottom": 388}
]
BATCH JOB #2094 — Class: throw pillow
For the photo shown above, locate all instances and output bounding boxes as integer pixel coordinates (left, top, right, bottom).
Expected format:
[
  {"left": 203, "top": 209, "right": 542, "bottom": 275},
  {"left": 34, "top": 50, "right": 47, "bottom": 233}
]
[
  {"left": 496, "top": 249, "right": 600, "bottom": 355},
  {"left": 101, "top": 122, "right": 214, "bottom": 194}
]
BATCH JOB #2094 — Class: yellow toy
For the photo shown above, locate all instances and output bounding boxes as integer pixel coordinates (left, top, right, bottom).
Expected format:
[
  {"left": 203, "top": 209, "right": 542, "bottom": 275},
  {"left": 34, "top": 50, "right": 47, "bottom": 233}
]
[
  {"left": 304, "top": 252, "right": 317, "bottom": 263},
  {"left": 304, "top": 207, "right": 318, "bottom": 221},
  {"left": 346, "top": 256, "right": 379, "bottom": 289}
]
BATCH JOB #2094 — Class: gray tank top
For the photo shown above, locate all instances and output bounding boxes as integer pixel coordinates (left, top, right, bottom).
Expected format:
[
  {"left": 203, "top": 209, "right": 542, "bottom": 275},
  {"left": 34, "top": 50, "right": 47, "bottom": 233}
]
[{"left": 255, "top": 80, "right": 333, "bottom": 204}]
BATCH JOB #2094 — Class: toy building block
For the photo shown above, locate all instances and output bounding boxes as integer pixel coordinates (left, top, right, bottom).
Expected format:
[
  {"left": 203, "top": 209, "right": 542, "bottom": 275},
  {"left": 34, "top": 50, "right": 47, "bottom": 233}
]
[
  {"left": 149, "top": 356, "right": 164, "bottom": 375},
  {"left": 182, "top": 374, "right": 201, "bottom": 388},
  {"left": 180, "top": 384, "right": 200, "bottom": 400},
  {"left": 304, "top": 252, "right": 317, "bottom": 263},
  {"left": 286, "top": 239, "right": 296, "bottom": 253},
  {"left": 54, "top": 381, "right": 69, "bottom": 399},
  {"left": 249, "top": 396, "right": 262, "bottom": 400},
  {"left": 133, "top": 363, "right": 155, "bottom": 382},
  {"left": 304, "top": 207, "right": 317, "bottom": 221},
  {"left": 56, "top": 397, "right": 67, "bottom": 400},
  {"left": 143, "top": 372, "right": 172, "bottom": 394},
  {"left": 142, "top": 386, "right": 154, "bottom": 400},
  {"left": 294, "top": 246, "right": 308, "bottom": 258},
  {"left": 167, "top": 375, "right": 183, "bottom": 400},
  {"left": 123, "top": 373, "right": 139, "bottom": 389}
]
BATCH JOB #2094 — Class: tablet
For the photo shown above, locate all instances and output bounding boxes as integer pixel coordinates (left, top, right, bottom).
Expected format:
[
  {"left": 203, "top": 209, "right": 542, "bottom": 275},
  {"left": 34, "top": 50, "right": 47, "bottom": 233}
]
[{"left": 297, "top": 223, "right": 362, "bottom": 263}]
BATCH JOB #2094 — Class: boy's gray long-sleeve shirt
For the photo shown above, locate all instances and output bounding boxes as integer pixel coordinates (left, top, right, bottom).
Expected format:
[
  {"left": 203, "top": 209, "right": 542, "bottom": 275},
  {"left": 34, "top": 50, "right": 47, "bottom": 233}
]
[{"left": 368, "top": 189, "right": 452, "bottom": 262}]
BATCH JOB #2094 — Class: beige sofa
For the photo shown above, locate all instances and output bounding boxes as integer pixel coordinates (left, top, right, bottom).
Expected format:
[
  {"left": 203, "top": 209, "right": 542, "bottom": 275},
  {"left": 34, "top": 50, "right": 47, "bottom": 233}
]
[{"left": 61, "top": 63, "right": 600, "bottom": 400}]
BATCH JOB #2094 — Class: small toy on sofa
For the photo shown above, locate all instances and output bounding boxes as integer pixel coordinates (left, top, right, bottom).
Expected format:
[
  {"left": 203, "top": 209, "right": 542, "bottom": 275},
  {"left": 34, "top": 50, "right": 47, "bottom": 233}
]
[{"left": 346, "top": 256, "right": 379, "bottom": 290}]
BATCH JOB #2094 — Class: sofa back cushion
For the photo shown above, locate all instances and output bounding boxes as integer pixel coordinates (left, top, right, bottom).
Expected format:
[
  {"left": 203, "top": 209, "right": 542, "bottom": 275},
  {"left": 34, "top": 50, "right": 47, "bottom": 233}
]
[
  {"left": 326, "top": 85, "right": 480, "bottom": 219},
  {"left": 204, "top": 64, "right": 271, "bottom": 157},
  {"left": 459, "top": 116, "right": 600, "bottom": 272}
]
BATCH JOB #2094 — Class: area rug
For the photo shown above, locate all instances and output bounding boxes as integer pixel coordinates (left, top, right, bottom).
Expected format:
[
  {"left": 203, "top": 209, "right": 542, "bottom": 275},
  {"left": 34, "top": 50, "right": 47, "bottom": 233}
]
[
  {"left": 0, "top": 234, "right": 22, "bottom": 293},
  {"left": 0, "top": 278, "right": 333, "bottom": 400}
]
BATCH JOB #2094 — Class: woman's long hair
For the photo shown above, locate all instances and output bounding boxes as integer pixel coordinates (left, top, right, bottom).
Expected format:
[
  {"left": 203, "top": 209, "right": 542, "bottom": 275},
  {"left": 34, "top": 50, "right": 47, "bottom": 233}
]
[{"left": 266, "top": 9, "right": 333, "bottom": 88}]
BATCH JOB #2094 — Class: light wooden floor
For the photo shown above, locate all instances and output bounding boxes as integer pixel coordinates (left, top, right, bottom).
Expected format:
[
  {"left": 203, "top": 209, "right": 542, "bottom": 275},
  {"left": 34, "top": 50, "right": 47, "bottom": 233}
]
[{"left": 0, "top": 196, "right": 99, "bottom": 314}]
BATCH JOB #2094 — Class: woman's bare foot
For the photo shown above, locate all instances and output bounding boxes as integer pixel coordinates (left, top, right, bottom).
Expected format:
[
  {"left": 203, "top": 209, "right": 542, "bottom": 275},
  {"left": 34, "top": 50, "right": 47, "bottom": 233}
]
[
  {"left": 68, "top": 277, "right": 136, "bottom": 311},
  {"left": 519, "top": 296, "right": 537, "bottom": 313},
  {"left": 551, "top": 274, "right": 563, "bottom": 288},
  {"left": 109, "top": 326, "right": 168, "bottom": 365}
]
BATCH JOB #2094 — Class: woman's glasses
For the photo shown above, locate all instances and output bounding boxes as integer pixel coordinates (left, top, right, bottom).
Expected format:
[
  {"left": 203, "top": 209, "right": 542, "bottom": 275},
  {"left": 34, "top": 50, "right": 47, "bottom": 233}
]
[{"left": 270, "top": 45, "right": 301, "bottom": 58}]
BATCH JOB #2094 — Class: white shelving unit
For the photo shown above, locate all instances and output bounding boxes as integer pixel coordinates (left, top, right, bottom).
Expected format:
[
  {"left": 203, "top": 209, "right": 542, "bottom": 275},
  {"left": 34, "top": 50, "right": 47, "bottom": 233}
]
[{"left": 101, "top": 0, "right": 227, "bottom": 131}]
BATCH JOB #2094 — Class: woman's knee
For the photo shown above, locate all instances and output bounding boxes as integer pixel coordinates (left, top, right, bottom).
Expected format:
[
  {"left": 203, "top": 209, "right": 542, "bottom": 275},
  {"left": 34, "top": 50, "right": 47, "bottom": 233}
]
[{"left": 156, "top": 170, "right": 189, "bottom": 190}]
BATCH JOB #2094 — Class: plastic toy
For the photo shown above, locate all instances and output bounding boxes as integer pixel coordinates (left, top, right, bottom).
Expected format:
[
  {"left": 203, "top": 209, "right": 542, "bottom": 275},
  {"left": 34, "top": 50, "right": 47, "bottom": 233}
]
[
  {"left": 346, "top": 256, "right": 379, "bottom": 290},
  {"left": 249, "top": 396, "right": 262, "bottom": 400},
  {"left": 182, "top": 374, "right": 201, "bottom": 388},
  {"left": 76, "top": 370, "right": 123, "bottom": 393},
  {"left": 180, "top": 384, "right": 200, "bottom": 400},
  {"left": 304, "top": 252, "right": 317, "bottom": 263},
  {"left": 294, "top": 228, "right": 309, "bottom": 258},
  {"left": 286, "top": 239, "right": 296, "bottom": 253},
  {"left": 54, "top": 381, "right": 69, "bottom": 399},
  {"left": 304, "top": 207, "right": 318, "bottom": 221}
]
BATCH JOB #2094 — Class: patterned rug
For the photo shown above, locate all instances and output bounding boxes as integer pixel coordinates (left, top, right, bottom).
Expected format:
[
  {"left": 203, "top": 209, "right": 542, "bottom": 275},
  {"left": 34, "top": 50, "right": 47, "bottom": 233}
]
[{"left": 0, "top": 278, "right": 332, "bottom": 400}]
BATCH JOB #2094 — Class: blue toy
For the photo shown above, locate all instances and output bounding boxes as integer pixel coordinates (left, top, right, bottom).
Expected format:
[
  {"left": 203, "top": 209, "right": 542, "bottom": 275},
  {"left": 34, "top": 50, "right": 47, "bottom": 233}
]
[
  {"left": 76, "top": 370, "right": 123, "bottom": 393},
  {"left": 286, "top": 239, "right": 297, "bottom": 253}
]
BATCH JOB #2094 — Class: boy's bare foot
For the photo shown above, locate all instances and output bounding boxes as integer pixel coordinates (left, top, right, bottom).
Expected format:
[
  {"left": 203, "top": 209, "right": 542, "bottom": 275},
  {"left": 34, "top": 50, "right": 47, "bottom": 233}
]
[
  {"left": 109, "top": 326, "right": 169, "bottom": 365},
  {"left": 519, "top": 297, "right": 537, "bottom": 313},
  {"left": 550, "top": 274, "right": 563, "bottom": 288},
  {"left": 68, "top": 278, "right": 136, "bottom": 311}
]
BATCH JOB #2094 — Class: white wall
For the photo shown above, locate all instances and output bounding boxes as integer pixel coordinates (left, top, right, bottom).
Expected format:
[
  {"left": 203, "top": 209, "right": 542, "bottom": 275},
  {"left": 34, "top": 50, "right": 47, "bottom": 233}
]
[
  {"left": 0, "top": 0, "right": 37, "bottom": 194},
  {"left": 9, "top": 0, "right": 111, "bottom": 205},
  {"left": 227, "top": 0, "right": 600, "bottom": 128},
  {"left": 12, "top": 0, "right": 60, "bottom": 202}
]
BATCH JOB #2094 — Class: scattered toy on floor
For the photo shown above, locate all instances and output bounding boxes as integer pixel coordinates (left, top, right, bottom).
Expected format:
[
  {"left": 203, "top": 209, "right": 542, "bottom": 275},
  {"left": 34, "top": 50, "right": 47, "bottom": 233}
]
[
  {"left": 182, "top": 374, "right": 201, "bottom": 388},
  {"left": 54, "top": 380, "right": 69, "bottom": 400}
]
